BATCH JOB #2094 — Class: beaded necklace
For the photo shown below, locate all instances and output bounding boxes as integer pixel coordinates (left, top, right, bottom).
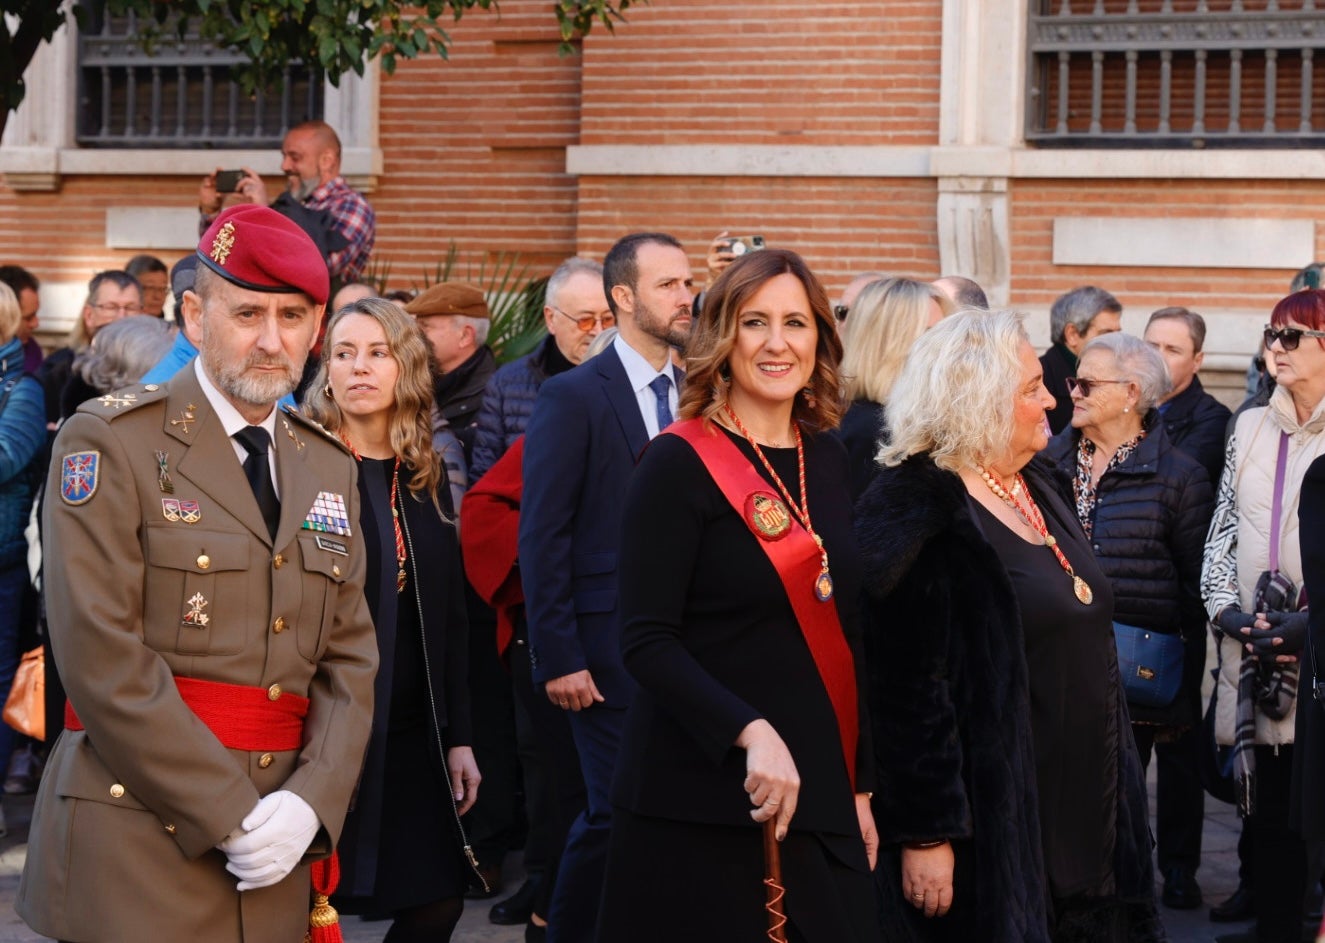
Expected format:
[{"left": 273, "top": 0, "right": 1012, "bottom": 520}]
[
  {"left": 976, "top": 465, "right": 1093, "bottom": 605},
  {"left": 340, "top": 433, "right": 407, "bottom": 593},
  {"left": 723, "top": 403, "right": 834, "bottom": 602}
]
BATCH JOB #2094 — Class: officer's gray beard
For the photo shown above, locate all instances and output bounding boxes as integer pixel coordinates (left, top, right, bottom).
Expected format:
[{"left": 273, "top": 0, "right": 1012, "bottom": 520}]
[{"left": 202, "top": 344, "right": 302, "bottom": 408}]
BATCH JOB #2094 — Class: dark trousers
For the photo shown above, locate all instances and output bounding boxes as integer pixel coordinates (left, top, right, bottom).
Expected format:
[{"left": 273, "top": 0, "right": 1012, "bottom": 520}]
[
  {"left": 546, "top": 702, "right": 626, "bottom": 943},
  {"left": 1248, "top": 744, "right": 1307, "bottom": 943},
  {"left": 511, "top": 619, "right": 585, "bottom": 921},
  {"left": 1132, "top": 723, "right": 1205, "bottom": 873}
]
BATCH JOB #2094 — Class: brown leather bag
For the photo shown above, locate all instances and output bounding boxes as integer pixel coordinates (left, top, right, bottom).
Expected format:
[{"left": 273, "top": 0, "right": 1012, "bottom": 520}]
[{"left": 3, "top": 646, "right": 45, "bottom": 741}]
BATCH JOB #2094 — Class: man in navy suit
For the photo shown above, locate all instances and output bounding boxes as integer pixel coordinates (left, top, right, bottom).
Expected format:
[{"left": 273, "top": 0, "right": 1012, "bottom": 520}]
[{"left": 519, "top": 232, "right": 694, "bottom": 942}]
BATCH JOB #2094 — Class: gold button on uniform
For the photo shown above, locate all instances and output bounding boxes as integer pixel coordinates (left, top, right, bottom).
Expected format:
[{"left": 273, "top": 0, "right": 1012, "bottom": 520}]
[
  {"left": 109, "top": 783, "right": 125, "bottom": 799},
  {"left": 196, "top": 554, "right": 210, "bottom": 570},
  {"left": 258, "top": 753, "right": 274, "bottom": 768},
  {"left": 273, "top": 553, "right": 285, "bottom": 569},
  {"left": 332, "top": 564, "right": 341, "bottom": 578},
  {"left": 267, "top": 683, "right": 282, "bottom": 701},
  {"left": 163, "top": 823, "right": 176, "bottom": 834},
  {"left": 273, "top": 617, "right": 286, "bottom": 634}
]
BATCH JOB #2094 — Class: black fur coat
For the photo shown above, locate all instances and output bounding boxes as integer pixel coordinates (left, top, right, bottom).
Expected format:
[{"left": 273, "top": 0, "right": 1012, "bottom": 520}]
[{"left": 855, "top": 455, "right": 1161, "bottom": 943}]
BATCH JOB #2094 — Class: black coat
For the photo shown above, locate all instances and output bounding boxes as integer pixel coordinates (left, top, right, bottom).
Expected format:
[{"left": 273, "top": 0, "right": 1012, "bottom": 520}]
[
  {"left": 855, "top": 455, "right": 1051, "bottom": 943},
  {"left": 1159, "top": 375, "right": 1232, "bottom": 485},
  {"left": 833, "top": 398, "right": 886, "bottom": 503},
  {"left": 1040, "top": 343, "right": 1077, "bottom": 435},
  {"left": 1042, "top": 419, "right": 1213, "bottom": 726},
  {"left": 337, "top": 461, "right": 471, "bottom": 898},
  {"left": 434, "top": 344, "right": 496, "bottom": 468},
  {"left": 1295, "top": 452, "right": 1325, "bottom": 840}
]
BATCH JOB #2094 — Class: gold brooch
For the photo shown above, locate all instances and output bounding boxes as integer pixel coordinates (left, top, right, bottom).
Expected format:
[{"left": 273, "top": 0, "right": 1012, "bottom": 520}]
[{"left": 210, "top": 221, "right": 236, "bottom": 264}]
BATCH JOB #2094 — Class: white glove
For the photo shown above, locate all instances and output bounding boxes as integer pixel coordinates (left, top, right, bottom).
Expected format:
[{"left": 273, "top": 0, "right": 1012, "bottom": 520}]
[{"left": 216, "top": 790, "right": 320, "bottom": 891}]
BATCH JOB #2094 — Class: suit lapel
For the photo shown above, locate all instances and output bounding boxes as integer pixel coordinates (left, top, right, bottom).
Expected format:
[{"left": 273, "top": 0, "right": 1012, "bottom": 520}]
[
  {"left": 168, "top": 370, "right": 273, "bottom": 545},
  {"left": 597, "top": 346, "right": 650, "bottom": 460}
]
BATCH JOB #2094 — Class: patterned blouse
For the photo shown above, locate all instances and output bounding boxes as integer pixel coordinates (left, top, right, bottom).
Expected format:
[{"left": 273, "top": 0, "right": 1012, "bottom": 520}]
[{"left": 1072, "top": 431, "right": 1146, "bottom": 538}]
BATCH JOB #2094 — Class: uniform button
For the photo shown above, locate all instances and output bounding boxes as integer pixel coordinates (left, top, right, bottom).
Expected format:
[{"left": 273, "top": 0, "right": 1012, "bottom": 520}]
[
  {"left": 332, "top": 564, "right": 341, "bottom": 578},
  {"left": 163, "top": 823, "right": 176, "bottom": 834},
  {"left": 258, "top": 753, "right": 274, "bottom": 769},
  {"left": 267, "top": 683, "right": 282, "bottom": 701},
  {"left": 109, "top": 783, "right": 125, "bottom": 798},
  {"left": 273, "top": 617, "right": 286, "bottom": 634},
  {"left": 273, "top": 553, "right": 285, "bottom": 569},
  {"left": 197, "top": 554, "right": 211, "bottom": 570}
]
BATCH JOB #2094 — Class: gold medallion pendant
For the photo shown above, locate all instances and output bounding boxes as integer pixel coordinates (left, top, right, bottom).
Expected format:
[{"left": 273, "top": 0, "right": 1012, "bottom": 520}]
[
  {"left": 814, "top": 568, "right": 835, "bottom": 602},
  {"left": 744, "top": 491, "right": 792, "bottom": 541},
  {"left": 1074, "top": 576, "right": 1094, "bottom": 606}
]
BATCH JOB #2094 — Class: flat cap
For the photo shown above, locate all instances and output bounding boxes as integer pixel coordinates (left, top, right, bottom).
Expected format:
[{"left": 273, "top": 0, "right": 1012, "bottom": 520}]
[
  {"left": 170, "top": 254, "right": 197, "bottom": 298},
  {"left": 197, "top": 204, "right": 329, "bottom": 305},
  {"left": 406, "top": 282, "right": 489, "bottom": 320}
]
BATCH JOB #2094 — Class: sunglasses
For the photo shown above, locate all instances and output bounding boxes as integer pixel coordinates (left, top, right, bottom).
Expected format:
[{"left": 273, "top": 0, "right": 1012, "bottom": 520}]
[
  {"left": 553, "top": 306, "right": 616, "bottom": 333},
  {"left": 833, "top": 305, "right": 849, "bottom": 322},
  {"left": 1263, "top": 325, "right": 1325, "bottom": 351},
  {"left": 1065, "top": 376, "right": 1131, "bottom": 397}
]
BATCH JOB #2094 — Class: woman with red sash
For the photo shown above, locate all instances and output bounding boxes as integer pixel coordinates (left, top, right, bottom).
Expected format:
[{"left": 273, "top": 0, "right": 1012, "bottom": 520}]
[{"left": 599, "top": 249, "right": 878, "bottom": 943}]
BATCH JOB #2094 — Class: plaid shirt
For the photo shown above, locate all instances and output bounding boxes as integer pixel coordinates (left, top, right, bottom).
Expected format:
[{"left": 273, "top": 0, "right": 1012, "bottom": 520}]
[
  {"left": 305, "top": 176, "right": 375, "bottom": 282},
  {"left": 200, "top": 175, "right": 375, "bottom": 282}
]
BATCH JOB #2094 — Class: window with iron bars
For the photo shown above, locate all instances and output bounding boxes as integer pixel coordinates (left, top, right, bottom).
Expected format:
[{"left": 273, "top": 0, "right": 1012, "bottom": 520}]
[
  {"left": 1027, "top": 0, "right": 1325, "bottom": 147},
  {"left": 76, "top": 1, "right": 324, "bottom": 149}
]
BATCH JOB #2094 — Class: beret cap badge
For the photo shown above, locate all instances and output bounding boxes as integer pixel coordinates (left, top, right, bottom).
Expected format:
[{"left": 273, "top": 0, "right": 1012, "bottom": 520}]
[{"left": 210, "top": 221, "right": 236, "bottom": 265}]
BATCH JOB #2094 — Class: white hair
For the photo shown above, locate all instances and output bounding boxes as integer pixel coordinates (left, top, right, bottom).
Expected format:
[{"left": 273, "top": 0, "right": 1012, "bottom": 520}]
[
  {"left": 880, "top": 309, "right": 1031, "bottom": 473},
  {"left": 1081, "top": 331, "right": 1172, "bottom": 413},
  {"left": 458, "top": 314, "right": 490, "bottom": 346}
]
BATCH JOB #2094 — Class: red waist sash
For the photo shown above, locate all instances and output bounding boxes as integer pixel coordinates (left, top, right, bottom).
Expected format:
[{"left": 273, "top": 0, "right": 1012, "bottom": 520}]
[
  {"left": 667, "top": 419, "right": 859, "bottom": 789},
  {"left": 65, "top": 676, "right": 309, "bottom": 752}
]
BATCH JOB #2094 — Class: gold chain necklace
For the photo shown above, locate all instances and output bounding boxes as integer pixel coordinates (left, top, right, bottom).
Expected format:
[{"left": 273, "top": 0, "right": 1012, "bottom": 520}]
[
  {"left": 976, "top": 465, "right": 1093, "bottom": 605},
  {"left": 724, "top": 404, "right": 834, "bottom": 602}
]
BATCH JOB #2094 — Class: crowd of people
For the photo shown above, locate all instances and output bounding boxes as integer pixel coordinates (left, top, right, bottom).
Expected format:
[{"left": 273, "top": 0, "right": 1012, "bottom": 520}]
[{"left": 3, "top": 164, "right": 1325, "bottom": 943}]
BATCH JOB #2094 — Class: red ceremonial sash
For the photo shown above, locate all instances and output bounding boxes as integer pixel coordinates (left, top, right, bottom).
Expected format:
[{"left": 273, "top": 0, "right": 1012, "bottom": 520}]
[
  {"left": 668, "top": 419, "right": 859, "bottom": 789},
  {"left": 65, "top": 676, "right": 309, "bottom": 751}
]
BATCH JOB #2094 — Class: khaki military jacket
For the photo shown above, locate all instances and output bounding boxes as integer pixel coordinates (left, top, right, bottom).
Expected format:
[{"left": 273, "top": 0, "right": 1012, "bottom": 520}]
[{"left": 17, "top": 367, "right": 378, "bottom": 943}]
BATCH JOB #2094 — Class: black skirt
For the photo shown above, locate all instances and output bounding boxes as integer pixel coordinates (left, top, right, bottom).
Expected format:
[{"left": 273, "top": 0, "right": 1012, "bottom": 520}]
[{"left": 598, "top": 808, "right": 877, "bottom": 943}]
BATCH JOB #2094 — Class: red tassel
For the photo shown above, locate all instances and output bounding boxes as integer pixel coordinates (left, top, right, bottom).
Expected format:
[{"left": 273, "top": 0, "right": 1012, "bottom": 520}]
[{"left": 306, "top": 853, "right": 343, "bottom": 943}]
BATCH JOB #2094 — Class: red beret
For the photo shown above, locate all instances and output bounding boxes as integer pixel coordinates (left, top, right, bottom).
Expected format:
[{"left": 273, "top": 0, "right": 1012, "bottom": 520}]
[
  {"left": 406, "top": 282, "right": 490, "bottom": 320},
  {"left": 197, "top": 204, "right": 330, "bottom": 305}
]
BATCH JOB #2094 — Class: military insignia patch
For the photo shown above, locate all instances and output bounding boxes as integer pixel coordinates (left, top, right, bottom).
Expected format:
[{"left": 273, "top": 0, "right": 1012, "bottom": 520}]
[
  {"left": 179, "top": 500, "right": 201, "bottom": 524},
  {"left": 183, "top": 592, "right": 210, "bottom": 627},
  {"left": 302, "top": 492, "right": 352, "bottom": 537},
  {"left": 210, "top": 221, "right": 236, "bottom": 264},
  {"left": 162, "top": 498, "right": 181, "bottom": 522},
  {"left": 61, "top": 451, "right": 100, "bottom": 505},
  {"left": 743, "top": 491, "right": 792, "bottom": 541}
]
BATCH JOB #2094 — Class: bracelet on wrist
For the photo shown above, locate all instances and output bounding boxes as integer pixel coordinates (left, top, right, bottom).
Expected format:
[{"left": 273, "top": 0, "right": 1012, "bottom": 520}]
[{"left": 904, "top": 839, "right": 948, "bottom": 850}]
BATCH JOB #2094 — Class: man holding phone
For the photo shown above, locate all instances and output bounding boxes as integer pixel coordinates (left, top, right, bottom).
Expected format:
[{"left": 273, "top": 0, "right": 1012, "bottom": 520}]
[{"left": 197, "top": 120, "right": 375, "bottom": 283}]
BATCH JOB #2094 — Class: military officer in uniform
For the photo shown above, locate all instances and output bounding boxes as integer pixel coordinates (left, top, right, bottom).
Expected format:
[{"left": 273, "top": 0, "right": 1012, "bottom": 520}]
[{"left": 17, "top": 204, "right": 379, "bottom": 943}]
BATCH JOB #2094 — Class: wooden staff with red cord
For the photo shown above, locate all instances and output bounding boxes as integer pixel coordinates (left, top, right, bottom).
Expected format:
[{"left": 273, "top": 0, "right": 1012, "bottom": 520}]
[{"left": 763, "top": 820, "right": 789, "bottom": 943}]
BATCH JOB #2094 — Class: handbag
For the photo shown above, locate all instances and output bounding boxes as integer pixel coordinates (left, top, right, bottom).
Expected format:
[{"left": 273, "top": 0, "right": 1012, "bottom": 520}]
[
  {"left": 1113, "top": 622, "right": 1184, "bottom": 708},
  {"left": 2, "top": 645, "right": 45, "bottom": 741}
]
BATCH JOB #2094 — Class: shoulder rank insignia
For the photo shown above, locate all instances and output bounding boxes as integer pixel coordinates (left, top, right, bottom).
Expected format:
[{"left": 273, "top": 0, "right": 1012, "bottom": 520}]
[
  {"left": 302, "top": 491, "right": 352, "bottom": 537},
  {"left": 61, "top": 451, "right": 100, "bottom": 505}
]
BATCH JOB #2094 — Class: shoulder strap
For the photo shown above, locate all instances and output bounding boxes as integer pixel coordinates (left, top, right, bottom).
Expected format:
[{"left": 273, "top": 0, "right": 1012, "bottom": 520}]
[
  {"left": 667, "top": 419, "right": 859, "bottom": 788},
  {"left": 1270, "top": 430, "right": 1290, "bottom": 572}
]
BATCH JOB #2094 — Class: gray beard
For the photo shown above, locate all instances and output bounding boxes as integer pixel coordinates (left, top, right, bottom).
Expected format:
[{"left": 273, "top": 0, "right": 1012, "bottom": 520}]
[
  {"left": 290, "top": 176, "right": 319, "bottom": 201},
  {"left": 203, "top": 345, "right": 301, "bottom": 408}
]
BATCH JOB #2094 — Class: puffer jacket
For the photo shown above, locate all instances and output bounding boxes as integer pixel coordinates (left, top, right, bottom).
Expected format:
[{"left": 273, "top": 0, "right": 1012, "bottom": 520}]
[
  {"left": 1043, "top": 416, "right": 1214, "bottom": 725},
  {"left": 470, "top": 336, "right": 567, "bottom": 482},
  {"left": 1202, "top": 387, "right": 1325, "bottom": 746},
  {"left": 0, "top": 337, "right": 46, "bottom": 570},
  {"left": 1159, "top": 374, "right": 1233, "bottom": 486}
]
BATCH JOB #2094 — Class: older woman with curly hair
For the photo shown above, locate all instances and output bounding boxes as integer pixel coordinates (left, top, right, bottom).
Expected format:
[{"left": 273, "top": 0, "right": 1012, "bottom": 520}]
[
  {"left": 599, "top": 248, "right": 877, "bottom": 943},
  {"left": 855, "top": 310, "right": 1162, "bottom": 943},
  {"left": 835, "top": 277, "right": 954, "bottom": 501},
  {"left": 304, "top": 298, "right": 482, "bottom": 943}
]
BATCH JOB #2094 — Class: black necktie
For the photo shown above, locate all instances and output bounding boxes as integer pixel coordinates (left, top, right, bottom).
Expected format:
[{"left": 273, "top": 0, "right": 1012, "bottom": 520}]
[{"left": 233, "top": 425, "right": 280, "bottom": 539}]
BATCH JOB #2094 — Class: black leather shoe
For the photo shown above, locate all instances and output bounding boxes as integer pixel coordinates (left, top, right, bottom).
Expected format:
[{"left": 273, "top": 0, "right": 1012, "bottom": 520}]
[
  {"left": 1162, "top": 866, "right": 1203, "bottom": 910},
  {"left": 490, "top": 876, "right": 542, "bottom": 925},
  {"left": 464, "top": 864, "right": 503, "bottom": 900},
  {"left": 1210, "top": 883, "right": 1255, "bottom": 922}
]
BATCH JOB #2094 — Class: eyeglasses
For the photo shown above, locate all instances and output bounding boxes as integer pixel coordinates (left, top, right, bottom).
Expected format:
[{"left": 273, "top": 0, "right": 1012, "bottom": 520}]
[
  {"left": 91, "top": 302, "right": 145, "bottom": 317},
  {"left": 1264, "top": 325, "right": 1325, "bottom": 351},
  {"left": 552, "top": 306, "right": 615, "bottom": 332},
  {"left": 833, "top": 305, "right": 849, "bottom": 322},
  {"left": 1065, "top": 376, "right": 1131, "bottom": 397}
]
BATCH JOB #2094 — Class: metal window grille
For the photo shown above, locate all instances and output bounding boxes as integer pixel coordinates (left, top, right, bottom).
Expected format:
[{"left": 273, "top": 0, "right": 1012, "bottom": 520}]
[
  {"left": 1027, "top": 0, "right": 1325, "bottom": 147},
  {"left": 76, "top": 1, "right": 323, "bottom": 149}
]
